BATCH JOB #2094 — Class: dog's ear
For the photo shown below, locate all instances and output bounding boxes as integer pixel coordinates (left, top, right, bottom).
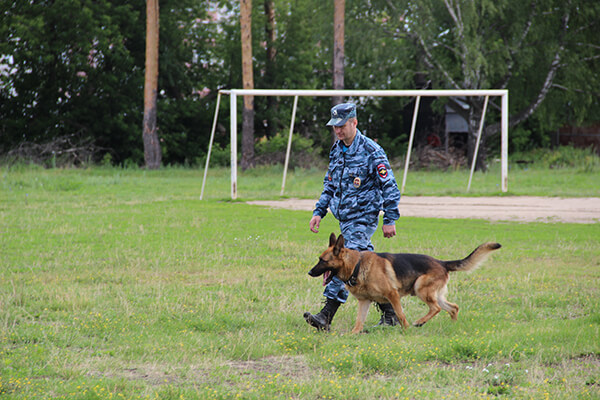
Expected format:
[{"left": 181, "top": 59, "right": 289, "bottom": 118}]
[
  {"left": 329, "top": 232, "right": 337, "bottom": 247},
  {"left": 333, "top": 234, "right": 345, "bottom": 256}
]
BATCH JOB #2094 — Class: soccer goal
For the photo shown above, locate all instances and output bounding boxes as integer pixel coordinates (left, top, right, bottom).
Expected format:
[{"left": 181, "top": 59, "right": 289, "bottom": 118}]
[{"left": 200, "top": 89, "right": 509, "bottom": 200}]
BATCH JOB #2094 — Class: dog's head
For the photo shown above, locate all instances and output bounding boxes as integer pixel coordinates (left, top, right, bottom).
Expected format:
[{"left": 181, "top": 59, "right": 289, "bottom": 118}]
[{"left": 308, "top": 232, "right": 346, "bottom": 285}]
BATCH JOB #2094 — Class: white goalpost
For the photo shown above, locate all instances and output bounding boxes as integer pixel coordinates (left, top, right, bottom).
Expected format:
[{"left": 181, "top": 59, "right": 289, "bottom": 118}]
[{"left": 200, "top": 89, "right": 509, "bottom": 200}]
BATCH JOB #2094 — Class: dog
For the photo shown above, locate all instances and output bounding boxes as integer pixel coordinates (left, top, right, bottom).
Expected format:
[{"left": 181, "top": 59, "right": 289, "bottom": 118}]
[{"left": 308, "top": 233, "right": 501, "bottom": 333}]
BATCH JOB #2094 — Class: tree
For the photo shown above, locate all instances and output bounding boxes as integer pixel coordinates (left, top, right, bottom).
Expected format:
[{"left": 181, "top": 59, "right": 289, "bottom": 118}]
[
  {"left": 372, "top": 0, "right": 600, "bottom": 170},
  {"left": 332, "top": 0, "right": 345, "bottom": 106},
  {"left": 250, "top": 0, "right": 333, "bottom": 152},
  {"left": 263, "top": 0, "right": 278, "bottom": 137},
  {"left": 0, "top": 0, "right": 212, "bottom": 165},
  {"left": 143, "top": 0, "right": 161, "bottom": 169},
  {"left": 2, "top": 0, "right": 596, "bottom": 167},
  {"left": 0, "top": 1, "right": 144, "bottom": 158},
  {"left": 240, "top": 0, "right": 255, "bottom": 170}
]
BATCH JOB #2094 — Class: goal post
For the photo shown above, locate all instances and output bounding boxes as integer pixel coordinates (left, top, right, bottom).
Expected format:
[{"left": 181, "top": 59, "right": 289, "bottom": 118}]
[{"left": 201, "top": 89, "right": 509, "bottom": 200}]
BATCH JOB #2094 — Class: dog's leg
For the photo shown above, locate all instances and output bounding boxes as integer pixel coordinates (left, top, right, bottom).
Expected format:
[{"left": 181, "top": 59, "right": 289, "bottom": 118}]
[
  {"left": 413, "top": 299, "right": 441, "bottom": 327},
  {"left": 385, "top": 291, "right": 409, "bottom": 329},
  {"left": 437, "top": 285, "right": 459, "bottom": 320},
  {"left": 351, "top": 300, "right": 371, "bottom": 334},
  {"left": 413, "top": 276, "right": 443, "bottom": 327}
]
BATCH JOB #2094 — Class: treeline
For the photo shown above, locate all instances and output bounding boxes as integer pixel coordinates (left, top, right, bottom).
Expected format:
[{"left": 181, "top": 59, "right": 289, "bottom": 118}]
[{"left": 1, "top": 0, "right": 598, "bottom": 167}]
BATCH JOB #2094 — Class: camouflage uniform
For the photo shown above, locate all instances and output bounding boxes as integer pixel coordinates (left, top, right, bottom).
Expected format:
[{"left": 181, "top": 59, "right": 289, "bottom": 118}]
[{"left": 313, "top": 128, "right": 401, "bottom": 303}]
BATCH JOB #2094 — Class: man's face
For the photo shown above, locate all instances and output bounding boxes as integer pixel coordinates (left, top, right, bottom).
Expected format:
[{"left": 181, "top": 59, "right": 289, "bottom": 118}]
[{"left": 332, "top": 118, "right": 357, "bottom": 145}]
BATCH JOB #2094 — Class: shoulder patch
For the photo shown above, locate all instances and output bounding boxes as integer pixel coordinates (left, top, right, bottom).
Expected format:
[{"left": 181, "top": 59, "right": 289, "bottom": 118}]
[{"left": 377, "top": 163, "right": 388, "bottom": 179}]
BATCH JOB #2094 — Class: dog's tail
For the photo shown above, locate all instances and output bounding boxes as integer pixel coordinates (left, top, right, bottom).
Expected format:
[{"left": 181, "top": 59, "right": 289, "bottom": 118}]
[{"left": 443, "top": 242, "right": 501, "bottom": 272}]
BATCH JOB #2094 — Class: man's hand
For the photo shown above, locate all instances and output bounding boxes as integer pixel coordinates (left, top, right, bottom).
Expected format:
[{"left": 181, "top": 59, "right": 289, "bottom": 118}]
[
  {"left": 310, "top": 215, "right": 322, "bottom": 233},
  {"left": 382, "top": 224, "right": 396, "bottom": 238}
]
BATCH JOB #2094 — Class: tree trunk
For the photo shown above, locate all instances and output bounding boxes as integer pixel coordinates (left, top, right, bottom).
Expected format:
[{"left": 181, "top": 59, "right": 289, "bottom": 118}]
[
  {"left": 332, "top": 0, "right": 345, "bottom": 106},
  {"left": 331, "top": 0, "right": 345, "bottom": 143},
  {"left": 240, "top": 0, "right": 255, "bottom": 170},
  {"left": 264, "top": 0, "right": 278, "bottom": 137},
  {"left": 143, "top": 0, "right": 161, "bottom": 169}
]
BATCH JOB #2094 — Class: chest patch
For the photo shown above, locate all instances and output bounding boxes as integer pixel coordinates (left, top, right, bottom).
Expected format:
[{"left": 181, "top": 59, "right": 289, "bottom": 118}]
[
  {"left": 377, "top": 164, "right": 388, "bottom": 179},
  {"left": 353, "top": 177, "right": 361, "bottom": 188}
]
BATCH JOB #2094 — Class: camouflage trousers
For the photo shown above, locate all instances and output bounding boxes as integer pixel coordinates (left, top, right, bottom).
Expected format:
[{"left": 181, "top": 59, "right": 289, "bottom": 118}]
[{"left": 322, "top": 214, "right": 378, "bottom": 303}]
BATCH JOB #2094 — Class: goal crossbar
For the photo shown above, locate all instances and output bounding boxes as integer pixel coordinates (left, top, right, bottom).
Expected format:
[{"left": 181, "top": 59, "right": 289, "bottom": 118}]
[{"left": 200, "top": 89, "right": 509, "bottom": 200}]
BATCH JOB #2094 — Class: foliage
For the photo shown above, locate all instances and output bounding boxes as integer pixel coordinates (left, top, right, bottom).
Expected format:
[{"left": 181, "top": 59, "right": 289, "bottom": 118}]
[
  {"left": 0, "top": 1, "right": 141, "bottom": 160},
  {"left": 0, "top": 0, "right": 599, "bottom": 166},
  {"left": 255, "top": 133, "right": 311, "bottom": 154},
  {"left": 513, "top": 145, "right": 600, "bottom": 172},
  {"left": 521, "top": 0, "right": 600, "bottom": 133},
  {"left": 197, "top": 142, "right": 232, "bottom": 168},
  {"left": 254, "top": 133, "right": 323, "bottom": 168},
  {"left": 365, "top": 0, "right": 600, "bottom": 160},
  {"left": 0, "top": 0, "right": 214, "bottom": 165}
]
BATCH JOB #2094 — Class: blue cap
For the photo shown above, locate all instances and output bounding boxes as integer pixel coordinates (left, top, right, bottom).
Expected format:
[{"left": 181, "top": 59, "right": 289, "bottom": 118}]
[{"left": 326, "top": 103, "right": 357, "bottom": 126}]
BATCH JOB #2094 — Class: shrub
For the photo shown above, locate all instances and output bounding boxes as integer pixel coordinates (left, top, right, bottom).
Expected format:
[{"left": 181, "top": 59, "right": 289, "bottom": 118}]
[
  {"left": 539, "top": 146, "right": 599, "bottom": 171},
  {"left": 254, "top": 133, "right": 325, "bottom": 168},
  {"left": 511, "top": 146, "right": 600, "bottom": 172},
  {"left": 196, "top": 143, "right": 233, "bottom": 167}
]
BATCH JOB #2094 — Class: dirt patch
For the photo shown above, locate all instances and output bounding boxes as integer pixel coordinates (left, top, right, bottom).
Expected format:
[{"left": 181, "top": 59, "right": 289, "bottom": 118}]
[
  {"left": 86, "top": 355, "right": 315, "bottom": 387},
  {"left": 248, "top": 196, "right": 600, "bottom": 224},
  {"left": 226, "top": 355, "right": 314, "bottom": 379}
]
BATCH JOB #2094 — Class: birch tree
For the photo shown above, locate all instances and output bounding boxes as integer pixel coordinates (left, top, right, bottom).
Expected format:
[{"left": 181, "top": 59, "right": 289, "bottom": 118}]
[{"left": 376, "top": 0, "right": 598, "bottom": 170}]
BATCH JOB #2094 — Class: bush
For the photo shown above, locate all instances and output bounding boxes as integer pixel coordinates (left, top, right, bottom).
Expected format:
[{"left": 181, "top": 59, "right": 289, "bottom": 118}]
[
  {"left": 254, "top": 134, "right": 325, "bottom": 168},
  {"left": 512, "top": 145, "right": 600, "bottom": 172},
  {"left": 196, "top": 143, "right": 232, "bottom": 167},
  {"left": 255, "top": 133, "right": 313, "bottom": 155}
]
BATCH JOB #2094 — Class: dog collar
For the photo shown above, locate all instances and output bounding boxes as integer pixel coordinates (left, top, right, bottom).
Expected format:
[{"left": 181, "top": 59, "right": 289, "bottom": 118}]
[{"left": 345, "top": 258, "right": 361, "bottom": 287}]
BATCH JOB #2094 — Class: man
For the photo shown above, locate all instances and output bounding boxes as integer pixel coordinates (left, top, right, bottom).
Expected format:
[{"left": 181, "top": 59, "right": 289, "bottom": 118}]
[{"left": 304, "top": 102, "right": 402, "bottom": 331}]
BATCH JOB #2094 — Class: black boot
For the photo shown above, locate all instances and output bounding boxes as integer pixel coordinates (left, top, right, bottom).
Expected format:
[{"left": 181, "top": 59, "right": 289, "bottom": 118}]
[
  {"left": 303, "top": 298, "right": 341, "bottom": 331},
  {"left": 376, "top": 303, "right": 400, "bottom": 326}
]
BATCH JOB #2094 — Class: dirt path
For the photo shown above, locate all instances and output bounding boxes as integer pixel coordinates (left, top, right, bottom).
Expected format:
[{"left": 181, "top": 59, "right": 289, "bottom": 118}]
[{"left": 247, "top": 196, "right": 600, "bottom": 224}]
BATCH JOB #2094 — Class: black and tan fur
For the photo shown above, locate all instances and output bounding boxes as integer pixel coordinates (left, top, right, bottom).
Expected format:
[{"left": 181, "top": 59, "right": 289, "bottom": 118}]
[{"left": 308, "top": 233, "right": 501, "bottom": 333}]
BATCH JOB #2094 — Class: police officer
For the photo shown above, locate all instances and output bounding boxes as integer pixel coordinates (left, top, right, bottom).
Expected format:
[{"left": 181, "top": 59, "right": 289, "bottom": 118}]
[{"left": 304, "top": 102, "right": 402, "bottom": 331}]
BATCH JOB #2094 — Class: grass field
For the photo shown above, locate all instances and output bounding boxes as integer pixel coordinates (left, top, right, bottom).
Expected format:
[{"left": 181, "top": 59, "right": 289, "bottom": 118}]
[{"left": 1, "top": 165, "right": 599, "bottom": 399}]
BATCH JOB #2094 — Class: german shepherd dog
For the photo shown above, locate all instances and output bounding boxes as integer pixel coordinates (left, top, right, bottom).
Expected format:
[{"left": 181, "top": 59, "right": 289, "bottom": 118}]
[{"left": 308, "top": 233, "right": 501, "bottom": 333}]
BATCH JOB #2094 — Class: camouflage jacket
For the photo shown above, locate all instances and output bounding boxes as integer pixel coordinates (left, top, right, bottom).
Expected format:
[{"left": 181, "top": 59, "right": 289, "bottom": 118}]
[{"left": 313, "top": 129, "right": 401, "bottom": 225}]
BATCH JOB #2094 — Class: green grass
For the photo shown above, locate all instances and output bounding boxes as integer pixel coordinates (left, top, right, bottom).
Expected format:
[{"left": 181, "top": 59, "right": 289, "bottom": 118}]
[
  {"left": 1, "top": 165, "right": 599, "bottom": 399},
  {"left": 207, "top": 161, "right": 600, "bottom": 199}
]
